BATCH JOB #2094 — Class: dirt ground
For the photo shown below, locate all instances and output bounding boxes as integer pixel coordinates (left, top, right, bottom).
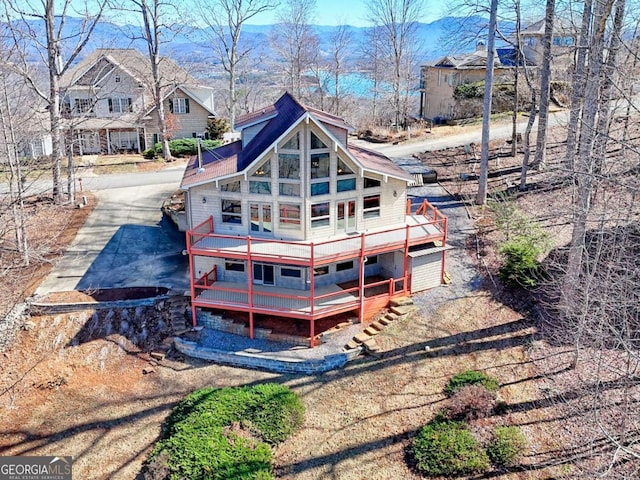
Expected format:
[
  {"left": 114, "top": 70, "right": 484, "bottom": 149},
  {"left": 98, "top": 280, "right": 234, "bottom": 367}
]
[{"left": 0, "top": 130, "right": 635, "bottom": 479}]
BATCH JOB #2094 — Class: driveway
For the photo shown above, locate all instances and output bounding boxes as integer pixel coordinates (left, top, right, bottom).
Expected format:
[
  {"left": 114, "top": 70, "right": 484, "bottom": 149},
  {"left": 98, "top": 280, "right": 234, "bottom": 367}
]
[{"left": 35, "top": 179, "right": 189, "bottom": 295}]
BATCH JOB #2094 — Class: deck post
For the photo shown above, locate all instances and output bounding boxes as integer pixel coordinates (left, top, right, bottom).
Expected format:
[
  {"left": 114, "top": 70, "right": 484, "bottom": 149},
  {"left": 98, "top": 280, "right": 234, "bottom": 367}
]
[
  {"left": 247, "top": 237, "right": 254, "bottom": 340},
  {"left": 187, "top": 232, "right": 198, "bottom": 327},
  {"left": 309, "top": 244, "right": 315, "bottom": 347},
  {"left": 403, "top": 224, "right": 410, "bottom": 294},
  {"left": 359, "top": 233, "right": 366, "bottom": 323},
  {"left": 441, "top": 217, "right": 448, "bottom": 284}
]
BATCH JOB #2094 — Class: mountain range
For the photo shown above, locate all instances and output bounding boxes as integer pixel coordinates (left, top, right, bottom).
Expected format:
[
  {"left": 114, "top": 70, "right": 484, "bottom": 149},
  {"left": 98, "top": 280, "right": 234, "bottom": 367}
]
[{"left": 21, "top": 15, "right": 498, "bottom": 74}]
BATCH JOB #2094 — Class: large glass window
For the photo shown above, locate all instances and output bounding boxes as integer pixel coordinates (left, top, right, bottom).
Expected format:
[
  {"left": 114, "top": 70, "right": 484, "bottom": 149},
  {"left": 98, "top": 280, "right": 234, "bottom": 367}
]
[
  {"left": 279, "top": 203, "right": 301, "bottom": 227},
  {"left": 172, "top": 97, "right": 189, "bottom": 114},
  {"left": 310, "top": 152, "right": 330, "bottom": 179},
  {"left": 278, "top": 153, "right": 300, "bottom": 179},
  {"left": 337, "top": 178, "right": 356, "bottom": 192},
  {"left": 251, "top": 160, "right": 271, "bottom": 177},
  {"left": 249, "top": 181, "right": 271, "bottom": 194},
  {"left": 221, "top": 199, "right": 242, "bottom": 224},
  {"left": 337, "top": 157, "right": 354, "bottom": 175},
  {"left": 279, "top": 183, "right": 300, "bottom": 196},
  {"left": 364, "top": 177, "right": 381, "bottom": 188},
  {"left": 74, "top": 98, "right": 93, "bottom": 114},
  {"left": 311, "top": 202, "right": 330, "bottom": 227},
  {"left": 221, "top": 181, "right": 241, "bottom": 192},
  {"left": 225, "top": 261, "right": 245, "bottom": 272},
  {"left": 363, "top": 195, "right": 380, "bottom": 219},
  {"left": 108, "top": 97, "right": 132, "bottom": 113},
  {"left": 281, "top": 132, "right": 299, "bottom": 149},
  {"left": 281, "top": 267, "right": 302, "bottom": 278},
  {"left": 310, "top": 182, "right": 330, "bottom": 196},
  {"left": 311, "top": 131, "right": 327, "bottom": 149}
]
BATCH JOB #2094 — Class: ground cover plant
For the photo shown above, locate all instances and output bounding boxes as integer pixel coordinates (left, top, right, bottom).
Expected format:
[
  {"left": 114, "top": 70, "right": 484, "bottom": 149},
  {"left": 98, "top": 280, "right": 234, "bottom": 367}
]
[
  {"left": 444, "top": 370, "right": 499, "bottom": 396},
  {"left": 141, "top": 384, "right": 304, "bottom": 480}
]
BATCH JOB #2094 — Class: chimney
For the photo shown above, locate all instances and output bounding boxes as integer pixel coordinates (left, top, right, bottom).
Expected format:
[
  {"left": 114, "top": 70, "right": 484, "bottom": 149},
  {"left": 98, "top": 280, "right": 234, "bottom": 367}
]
[{"left": 476, "top": 40, "right": 487, "bottom": 52}]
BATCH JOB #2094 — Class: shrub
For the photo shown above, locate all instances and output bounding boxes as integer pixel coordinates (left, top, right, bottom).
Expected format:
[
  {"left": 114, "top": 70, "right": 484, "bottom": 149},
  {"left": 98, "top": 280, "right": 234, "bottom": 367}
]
[
  {"left": 454, "top": 81, "right": 484, "bottom": 100},
  {"left": 207, "top": 117, "right": 231, "bottom": 140},
  {"left": 445, "top": 370, "right": 499, "bottom": 396},
  {"left": 499, "top": 237, "right": 548, "bottom": 287},
  {"left": 411, "top": 416, "right": 490, "bottom": 476},
  {"left": 487, "top": 426, "right": 529, "bottom": 467},
  {"left": 144, "top": 384, "right": 303, "bottom": 480},
  {"left": 445, "top": 384, "right": 497, "bottom": 420},
  {"left": 152, "top": 138, "right": 222, "bottom": 157},
  {"left": 142, "top": 148, "right": 156, "bottom": 159}
]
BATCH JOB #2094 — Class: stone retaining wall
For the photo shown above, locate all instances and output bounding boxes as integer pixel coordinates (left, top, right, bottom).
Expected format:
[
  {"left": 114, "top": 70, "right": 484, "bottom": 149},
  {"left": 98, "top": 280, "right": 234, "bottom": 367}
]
[
  {"left": 30, "top": 296, "right": 171, "bottom": 315},
  {"left": 174, "top": 337, "right": 361, "bottom": 374}
]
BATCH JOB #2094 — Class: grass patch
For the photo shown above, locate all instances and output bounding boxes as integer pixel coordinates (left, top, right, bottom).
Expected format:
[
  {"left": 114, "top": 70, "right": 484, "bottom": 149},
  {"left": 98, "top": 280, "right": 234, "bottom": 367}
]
[
  {"left": 142, "top": 384, "right": 304, "bottom": 480},
  {"left": 444, "top": 370, "right": 500, "bottom": 396}
]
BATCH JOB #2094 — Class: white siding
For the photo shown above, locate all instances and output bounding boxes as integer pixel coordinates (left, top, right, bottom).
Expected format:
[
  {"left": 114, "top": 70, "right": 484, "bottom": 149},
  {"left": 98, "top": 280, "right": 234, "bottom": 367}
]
[{"left": 410, "top": 253, "right": 443, "bottom": 293}]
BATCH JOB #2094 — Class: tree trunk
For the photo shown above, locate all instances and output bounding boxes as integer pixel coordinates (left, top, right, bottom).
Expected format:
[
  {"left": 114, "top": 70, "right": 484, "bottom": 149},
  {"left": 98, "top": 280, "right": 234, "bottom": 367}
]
[
  {"left": 532, "top": 0, "right": 556, "bottom": 170},
  {"left": 476, "top": 0, "right": 499, "bottom": 205}
]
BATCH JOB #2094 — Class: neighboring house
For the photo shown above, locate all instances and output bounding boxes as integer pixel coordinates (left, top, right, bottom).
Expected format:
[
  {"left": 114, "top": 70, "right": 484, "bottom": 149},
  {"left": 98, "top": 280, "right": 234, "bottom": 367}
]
[
  {"left": 419, "top": 18, "right": 576, "bottom": 122},
  {"left": 181, "top": 92, "right": 448, "bottom": 347},
  {"left": 60, "top": 48, "right": 216, "bottom": 155},
  {"left": 419, "top": 42, "right": 514, "bottom": 121}
]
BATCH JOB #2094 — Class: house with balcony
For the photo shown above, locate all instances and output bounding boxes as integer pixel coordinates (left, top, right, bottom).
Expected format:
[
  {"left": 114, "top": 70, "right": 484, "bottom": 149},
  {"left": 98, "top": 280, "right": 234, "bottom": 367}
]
[
  {"left": 181, "top": 92, "right": 448, "bottom": 347},
  {"left": 60, "top": 48, "right": 216, "bottom": 154}
]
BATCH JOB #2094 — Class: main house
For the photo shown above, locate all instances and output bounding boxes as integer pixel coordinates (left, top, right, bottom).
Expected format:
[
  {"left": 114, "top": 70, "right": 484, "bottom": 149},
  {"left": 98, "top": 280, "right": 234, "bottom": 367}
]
[
  {"left": 180, "top": 92, "right": 448, "bottom": 347},
  {"left": 60, "top": 48, "right": 216, "bottom": 155}
]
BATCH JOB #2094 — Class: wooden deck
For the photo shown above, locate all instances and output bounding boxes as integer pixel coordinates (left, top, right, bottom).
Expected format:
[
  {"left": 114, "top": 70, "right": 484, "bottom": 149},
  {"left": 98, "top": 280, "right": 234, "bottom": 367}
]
[
  {"left": 194, "top": 281, "right": 361, "bottom": 319},
  {"left": 189, "top": 215, "right": 445, "bottom": 265}
]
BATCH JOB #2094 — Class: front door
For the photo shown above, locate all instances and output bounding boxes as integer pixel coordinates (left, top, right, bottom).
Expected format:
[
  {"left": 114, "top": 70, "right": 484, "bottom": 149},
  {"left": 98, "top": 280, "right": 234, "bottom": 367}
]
[
  {"left": 253, "top": 263, "right": 275, "bottom": 285},
  {"left": 250, "top": 203, "right": 272, "bottom": 234},
  {"left": 336, "top": 200, "right": 356, "bottom": 233}
]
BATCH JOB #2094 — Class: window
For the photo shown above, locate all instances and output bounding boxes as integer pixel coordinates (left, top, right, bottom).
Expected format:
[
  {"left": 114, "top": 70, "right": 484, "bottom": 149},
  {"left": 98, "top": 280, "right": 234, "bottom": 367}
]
[
  {"left": 279, "top": 183, "right": 300, "bottom": 196},
  {"left": 278, "top": 153, "right": 300, "bottom": 179},
  {"left": 552, "top": 36, "right": 562, "bottom": 46},
  {"left": 310, "top": 152, "right": 330, "bottom": 178},
  {"left": 108, "top": 97, "right": 132, "bottom": 113},
  {"left": 311, "top": 202, "right": 330, "bottom": 227},
  {"left": 337, "top": 178, "right": 356, "bottom": 192},
  {"left": 115, "top": 75, "right": 121, "bottom": 82},
  {"left": 337, "top": 158, "right": 353, "bottom": 175},
  {"left": 281, "top": 132, "right": 299, "bottom": 149},
  {"left": 363, "top": 195, "right": 380, "bottom": 218},
  {"left": 281, "top": 268, "right": 302, "bottom": 278},
  {"left": 171, "top": 97, "right": 190, "bottom": 114},
  {"left": 221, "top": 199, "right": 242, "bottom": 224},
  {"left": 279, "top": 203, "right": 301, "bottom": 227},
  {"left": 314, "top": 266, "right": 329, "bottom": 276},
  {"left": 225, "top": 261, "right": 245, "bottom": 272},
  {"left": 367, "top": 255, "right": 378, "bottom": 265},
  {"left": 221, "top": 181, "right": 241, "bottom": 192},
  {"left": 310, "top": 131, "right": 327, "bottom": 149},
  {"left": 336, "top": 261, "right": 354, "bottom": 272},
  {"left": 74, "top": 98, "right": 93, "bottom": 114},
  {"left": 563, "top": 36, "right": 574, "bottom": 46},
  {"left": 251, "top": 161, "right": 271, "bottom": 177},
  {"left": 364, "top": 177, "right": 381, "bottom": 188},
  {"left": 249, "top": 181, "right": 271, "bottom": 194},
  {"left": 310, "top": 182, "right": 329, "bottom": 196}
]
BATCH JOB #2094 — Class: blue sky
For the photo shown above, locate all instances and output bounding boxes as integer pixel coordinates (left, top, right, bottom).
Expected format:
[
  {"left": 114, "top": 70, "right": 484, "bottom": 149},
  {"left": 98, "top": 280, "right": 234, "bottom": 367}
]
[{"left": 245, "top": 0, "right": 447, "bottom": 27}]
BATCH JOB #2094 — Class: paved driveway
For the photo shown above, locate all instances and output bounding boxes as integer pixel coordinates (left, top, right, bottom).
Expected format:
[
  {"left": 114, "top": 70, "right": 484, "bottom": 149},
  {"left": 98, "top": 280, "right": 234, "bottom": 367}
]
[{"left": 36, "top": 182, "right": 190, "bottom": 295}]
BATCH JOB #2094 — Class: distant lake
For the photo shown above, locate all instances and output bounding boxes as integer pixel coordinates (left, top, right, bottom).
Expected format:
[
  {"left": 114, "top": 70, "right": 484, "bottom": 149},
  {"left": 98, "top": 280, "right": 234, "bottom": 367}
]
[{"left": 315, "top": 71, "right": 393, "bottom": 98}]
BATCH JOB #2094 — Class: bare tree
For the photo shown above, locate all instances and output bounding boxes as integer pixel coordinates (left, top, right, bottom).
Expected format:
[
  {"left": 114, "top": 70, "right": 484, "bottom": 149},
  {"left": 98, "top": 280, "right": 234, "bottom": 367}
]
[
  {"left": 194, "top": 0, "right": 278, "bottom": 128},
  {"left": 531, "top": 0, "right": 555, "bottom": 170},
  {"left": 1, "top": 0, "right": 107, "bottom": 203},
  {"left": 122, "top": 0, "right": 185, "bottom": 160},
  {"left": 365, "top": 0, "right": 424, "bottom": 129},
  {"left": 475, "top": 0, "right": 498, "bottom": 205},
  {"left": 328, "top": 23, "right": 352, "bottom": 116},
  {"left": 270, "top": 0, "right": 318, "bottom": 100}
]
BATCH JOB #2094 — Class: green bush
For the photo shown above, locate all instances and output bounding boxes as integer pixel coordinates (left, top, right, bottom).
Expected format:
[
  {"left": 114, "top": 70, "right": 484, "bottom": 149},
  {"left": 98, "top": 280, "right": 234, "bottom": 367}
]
[
  {"left": 152, "top": 138, "right": 222, "bottom": 157},
  {"left": 499, "top": 237, "right": 547, "bottom": 288},
  {"left": 454, "top": 81, "right": 484, "bottom": 100},
  {"left": 145, "top": 384, "right": 303, "bottom": 480},
  {"left": 411, "top": 416, "right": 490, "bottom": 476},
  {"left": 142, "top": 148, "right": 156, "bottom": 159},
  {"left": 487, "top": 426, "right": 529, "bottom": 467},
  {"left": 207, "top": 117, "right": 231, "bottom": 140},
  {"left": 445, "top": 370, "right": 499, "bottom": 396}
]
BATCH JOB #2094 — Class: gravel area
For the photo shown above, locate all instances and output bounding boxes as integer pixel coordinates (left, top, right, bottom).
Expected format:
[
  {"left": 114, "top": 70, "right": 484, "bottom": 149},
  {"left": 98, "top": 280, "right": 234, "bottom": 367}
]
[{"left": 198, "top": 322, "right": 363, "bottom": 360}]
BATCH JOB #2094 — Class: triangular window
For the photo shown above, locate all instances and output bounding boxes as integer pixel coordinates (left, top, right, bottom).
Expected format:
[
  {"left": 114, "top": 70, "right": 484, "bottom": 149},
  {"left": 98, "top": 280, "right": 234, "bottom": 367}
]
[
  {"left": 251, "top": 160, "right": 271, "bottom": 177},
  {"left": 337, "top": 157, "right": 354, "bottom": 176},
  {"left": 311, "top": 132, "right": 327, "bottom": 149},
  {"left": 281, "top": 132, "right": 299, "bottom": 150}
]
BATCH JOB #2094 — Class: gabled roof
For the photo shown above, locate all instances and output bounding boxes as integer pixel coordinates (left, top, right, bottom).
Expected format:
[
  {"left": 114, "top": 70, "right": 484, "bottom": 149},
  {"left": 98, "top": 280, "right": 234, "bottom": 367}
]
[
  {"left": 432, "top": 48, "right": 504, "bottom": 69},
  {"left": 181, "top": 92, "right": 411, "bottom": 189},
  {"left": 61, "top": 48, "right": 196, "bottom": 91}
]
